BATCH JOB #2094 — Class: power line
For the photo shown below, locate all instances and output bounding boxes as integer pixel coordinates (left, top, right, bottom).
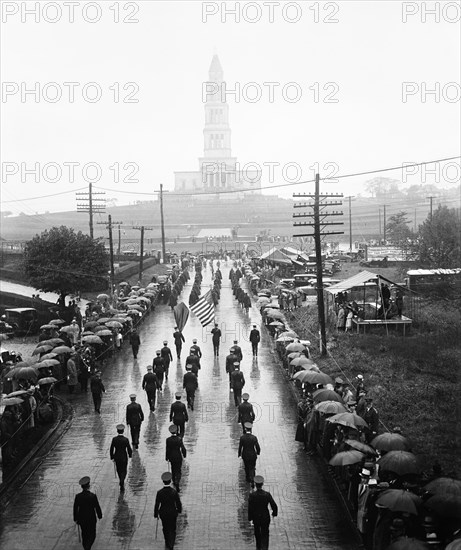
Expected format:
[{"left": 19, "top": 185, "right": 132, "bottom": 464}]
[{"left": 1, "top": 187, "right": 87, "bottom": 203}]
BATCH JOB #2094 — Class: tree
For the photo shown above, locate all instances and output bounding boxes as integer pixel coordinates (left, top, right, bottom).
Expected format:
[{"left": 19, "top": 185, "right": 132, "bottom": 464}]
[
  {"left": 415, "top": 206, "right": 461, "bottom": 267},
  {"left": 386, "top": 211, "right": 413, "bottom": 245},
  {"left": 24, "top": 226, "right": 109, "bottom": 305},
  {"left": 364, "top": 177, "right": 402, "bottom": 198}
]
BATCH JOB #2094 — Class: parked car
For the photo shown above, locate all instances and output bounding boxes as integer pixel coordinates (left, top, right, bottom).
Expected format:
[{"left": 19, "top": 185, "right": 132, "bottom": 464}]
[{"left": 3, "top": 308, "right": 39, "bottom": 335}]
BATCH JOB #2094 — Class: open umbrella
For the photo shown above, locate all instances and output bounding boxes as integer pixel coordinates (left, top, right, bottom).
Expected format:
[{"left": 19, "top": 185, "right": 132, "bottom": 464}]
[
  {"left": 93, "top": 326, "right": 108, "bottom": 333},
  {"left": 105, "top": 321, "right": 123, "bottom": 329},
  {"left": 424, "top": 478, "right": 461, "bottom": 518},
  {"left": 280, "top": 331, "right": 299, "bottom": 339},
  {"left": 294, "top": 370, "right": 333, "bottom": 386},
  {"left": 32, "top": 344, "right": 53, "bottom": 355},
  {"left": 49, "top": 319, "right": 66, "bottom": 326},
  {"left": 290, "top": 356, "right": 313, "bottom": 367},
  {"left": 59, "top": 326, "right": 73, "bottom": 333},
  {"left": 136, "top": 297, "right": 151, "bottom": 304},
  {"left": 36, "top": 359, "right": 60, "bottom": 368},
  {"left": 40, "top": 352, "right": 58, "bottom": 361},
  {"left": 313, "top": 389, "right": 343, "bottom": 403},
  {"left": 53, "top": 346, "right": 73, "bottom": 354},
  {"left": 37, "top": 377, "right": 57, "bottom": 385},
  {"left": 14, "top": 366, "right": 38, "bottom": 380},
  {"left": 327, "top": 412, "right": 368, "bottom": 430},
  {"left": 97, "top": 293, "right": 109, "bottom": 300},
  {"left": 97, "top": 330, "right": 113, "bottom": 337},
  {"left": 84, "top": 321, "right": 99, "bottom": 330},
  {"left": 371, "top": 433, "right": 410, "bottom": 452},
  {"left": 288, "top": 352, "right": 301, "bottom": 360},
  {"left": 1, "top": 397, "right": 24, "bottom": 406},
  {"left": 257, "top": 298, "right": 271, "bottom": 307},
  {"left": 119, "top": 281, "right": 129, "bottom": 286},
  {"left": 97, "top": 317, "right": 111, "bottom": 324},
  {"left": 329, "top": 450, "right": 364, "bottom": 467},
  {"left": 276, "top": 335, "right": 294, "bottom": 343},
  {"left": 40, "top": 324, "right": 55, "bottom": 330},
  {"left": 386, "top": 538, "right": 431, "bottom": 550},
  {"left": 6, "top": 390, "right": 28, "bottom": 397},
  {"left": 128, "top": 304, "right": 144, "bottom": 312},
  {"left": 315, "top": 400, "right": 348, "bottom": 415},
  {"left": 125, "top": 299, "right": 138, "bottom": 305},
  {"left": 131, "top": 285, "right": 140, "bottom": 290},
  {"left": 345, "top": 439, "right": 377, "bottom": 456},
  {"left": 378, "top": 451, "right": 419, "bottom": 476},
  {"left": 81, "top": 331, "right": 95, "bottom": 336},
  {"left": 82, "top": 335, "right": 103, "bottom": 345},
  {"left": 269, "top": 321, "right": 284, "bottom": 327},
  {"left": 286, "top": 342, "right": 306, "bottom": 353},
  {"left": 266, "top": 311, "right": 284, "bottom": 320},
  {"left": 127, "top": 310, "right": 141, "bottom": 316},
  {"left": 446, "top": 541, "right": 461, "bottom": 550},
  {"left": 376, "top": 489, "right": 422, "bottom": 515},
  {"left": 425, "top": 477, "right": 461, "bottom": 495}
]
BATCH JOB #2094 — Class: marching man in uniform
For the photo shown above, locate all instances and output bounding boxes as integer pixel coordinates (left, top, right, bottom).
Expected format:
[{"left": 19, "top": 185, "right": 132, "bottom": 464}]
[
  {"left": 73, "top": 476, "right": 103, "bottom": 550},
  {"left": 109, "top": 424, "right": 132, "bottom": 491},
  {"left": 238, "top": 422, "right": 261, "bottom": 488},
  {"left": 126, "top": 394, "right": 144, "bottom": 449},
  {"left": 165, "top": 424, "right": 187, "bottom": 492},
  {"left": 154, "top": 471, "right": 182, "bottom": 550},
  {"left": 248, "top": 475, "right": 278, "bottom": 550}
]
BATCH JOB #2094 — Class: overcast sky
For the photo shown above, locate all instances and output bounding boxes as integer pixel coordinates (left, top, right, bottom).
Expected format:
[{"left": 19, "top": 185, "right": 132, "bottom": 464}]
[{"left": 1, "top": 0, "right": 460, "bottom": 216}]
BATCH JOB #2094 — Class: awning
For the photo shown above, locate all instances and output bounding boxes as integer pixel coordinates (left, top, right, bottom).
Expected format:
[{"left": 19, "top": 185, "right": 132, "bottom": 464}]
[
  {"left": 259, "top": 247, "right": 292, "bottom": 265},
  {"left": 325, "top": 270, "right": 409, "bottom": 295}
]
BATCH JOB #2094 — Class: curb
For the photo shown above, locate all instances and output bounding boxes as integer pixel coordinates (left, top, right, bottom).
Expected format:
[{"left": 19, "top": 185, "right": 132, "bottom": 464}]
[{"left": 0, "top": 396, "right": 74, "bottom": 503}]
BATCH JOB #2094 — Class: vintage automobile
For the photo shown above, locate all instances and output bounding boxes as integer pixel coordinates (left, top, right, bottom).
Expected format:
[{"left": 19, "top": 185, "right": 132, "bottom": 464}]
[{"left": 3, "top": 308, "right": 40, "bottom": 335}]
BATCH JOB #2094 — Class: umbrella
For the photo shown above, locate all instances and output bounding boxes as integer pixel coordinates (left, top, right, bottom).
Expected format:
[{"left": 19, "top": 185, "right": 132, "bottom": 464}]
[
  {"left": 269, "top": 321, "right": 284, "bottom": 327},
  {"left": 266, "top": 302, "right": 280, "bottom": 309},
  {"left": 97, "top": 293, "right": 109, "bottom": 300},
  {"left": 257, "top": 297, "right": 270, "bottom": 305},
  {"left": 127, "top": 310, "right": 141, "bottom": 316},
  {"left": 131, "top": 285, "right": 140, "bottom": 290},
  {"left": 315, "top": 400, "right": 348, "bottom": 415},
  {"left": 40, "top": 324, "right": 55, "bottom": 330},
  {"left": 290, "top": 356, "right": 313, "bottom": 367},
  {"left": 84, "top": 321, "right": 99, "bottom": 329},
  {"left": 327, "top": 412, "right": 368, "bottom": 429},
  {"left": 136, "top": 297, "right": 151, "bottom": 304},
  {"left": 93, "top": 325, "right": 108, "bottom": 332},
  {"left": 376, "top": 489, "right": 422, "bottom": 515},
  {"left": 97, "top": 317, "right": 111, "bottom": 324},
  {"left": 53, "top": 346, "right": 73, "bottom": 354},
  {"left": 46, "top": 338, "right": 65, "bottom": 345},
  {"left": 59, "top": 326, "right": 73, "bottom": 333},
  {"left": 288, "top": 352, "right": 301, "bottom": 359},
  {"left": 425, "top": 477, "right": 461, "bottom": 495},
  {"left": 49, "top": 319, "right": 66, "bottom": 326},
  {"left": 294, "top": 370, "right": 333, "bottom": 386},
  {"left": 13, "top": 366, "right": 38, "bottom": 380},
  {"left": 32, "top": 344, "right": 53, "bottom": 355},
  {"left": 37, "top": 377, "right": 57, "bottom": 385},
  {"left": 386, "top": 538, "right": 431, "bottom": 550},
  {"left": 446, "top": 541, "right": 461, "bottom": 550},
  {"left": 81, "top": 335, "right": 103, "bottom": 345},
  {"left": 40, "top": 352, "right": 58, "bottom": 360},
  {"left": 143, "top": 292, "right": 156, "bottom": 297},
  {"left": 81, "top": 331, "right": 95, "bottom": 336},
  {"left": 125, "top": 299, "right": 138, "bottom": 305},
  {"left": 313, "top": 389, "right": 344, "bottom": 403},
  {"left": 371, "top": 433, "right": 410, "bottom": 452},
  {"left": 329, "top": 450, "right": 364, "bottom": 467},
  {"left": 129, "top": 304, "right": 144, "bottom": 312},
  {"left": 345, "top": 439, "right": 377, "bottom": 456},
  {"left": 119, "top": 281, "right": 129, "bottom": 286},
  {"left": 424, "top": 478, "right": 461, "bottom": 518},
  {"left": 280, "top": 331, "right": 299, "bottom": 338},
  {"left": 105, "top": 321, "right": 123, "bottom": 329},
  {"left": 97, "top": 330, "right": 113, "bottom": 337},
  {"left": 6, "top": 390, "right": 28, "bottom": 397},
  {"left": 378, "top": 451, "right": 419, "bottom": 476},
  {"left": 286, "top": 342, "right": 306, "bottom": 353},
  {"left": 265, "top": 311, "right": 284, "bottom": 320},
  {"left": 276, "top": 335, "right": 294, "bottom": 343},
  {"left": 36, "top": 359, "right": 60, "bottom": 368},
  {"left": 1, "top": 397, "right": 24, "bottom": 406}
]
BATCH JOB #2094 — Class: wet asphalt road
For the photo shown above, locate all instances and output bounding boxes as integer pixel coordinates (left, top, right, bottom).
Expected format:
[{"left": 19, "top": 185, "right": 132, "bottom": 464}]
[{"left": 0, "top": 265, "right": 360, "bottom": 550}]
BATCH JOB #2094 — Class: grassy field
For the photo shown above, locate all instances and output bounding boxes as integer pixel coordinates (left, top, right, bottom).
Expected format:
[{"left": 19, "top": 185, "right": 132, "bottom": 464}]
[{"left": 286, "top": 297, "right": 461, "bottom": 478}]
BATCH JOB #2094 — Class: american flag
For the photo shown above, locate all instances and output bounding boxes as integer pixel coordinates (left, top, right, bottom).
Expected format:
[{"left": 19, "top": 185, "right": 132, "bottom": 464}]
[{"left": 190, "top": 290, "right": 215, "bottom": 327}]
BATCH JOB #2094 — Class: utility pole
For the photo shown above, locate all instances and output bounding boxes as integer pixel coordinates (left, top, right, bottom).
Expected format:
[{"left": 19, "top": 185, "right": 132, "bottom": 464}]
[
  {"left": 98, "top": 215, "right": 123, "bottom": 300},
  {"left": 117, "top": 225, "right": 121, "bottom": 256},
  {"left": 133, "top": 225, "right": 153, "bottom": 283},
  {"left": 383, "top": 205, "right": 388, "bottom": 244},
  {"left": 345, "top": 196, "right": 355, "bottom": 251},
  {"left": 76, "top": 183, "right": 105, "bottom": 238},
  {"left": 159, "top": 184, "right": 166, "bottom": 263},
  {"left": 378, "top": 208, "right": 381, "bottom": 242},
  {"left": 293, "top": 175, "right": 343, "bottom": 356},
  {"left": 427, "top": 195, "right": 436, "bottom": 219}
]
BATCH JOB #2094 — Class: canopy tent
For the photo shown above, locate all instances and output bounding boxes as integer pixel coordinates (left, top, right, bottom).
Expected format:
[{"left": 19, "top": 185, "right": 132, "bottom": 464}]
[
  {"left": 325, "top": 270, "right": 409, "bottom": 295},
  {"left": 259, "top": 247, "right": 292, "bottom": 265}
]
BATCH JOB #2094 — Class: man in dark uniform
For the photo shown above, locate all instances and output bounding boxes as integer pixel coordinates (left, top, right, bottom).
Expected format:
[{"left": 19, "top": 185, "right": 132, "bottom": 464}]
[
  {"left": 248, "top": 475, "right": 278, "bottom": 550},
  {"left": 129, "top": 329, "right": 141, "bottom": 359},
  {"left": 232, "top": 339, "right": 243, "bottom": 362},
  {"left": 362, "top": 397, "right": 380, "bottom": 442},
  {"left": 172, "top": 327, "right": 185, "bottom": 359},
  {"left": 185, "top": 348, "right": 201, "bottom": 377},
  {"left": 231, "top": 363, "right": 246, "bottom": 407},
  {"left": 73, "top": 476, "right": 103, "bottom": 550},
  {"left": 211, "top": 323, "right": 222, "bottom": 356},
  {"left": 165, "top": 424, "right": 187, "bottom": 491},
  {"left": 183, "top": 365, "right": 198, "bottom": 410},
  {"left": 153, "top": 350, "right": 166, "bottom": 390},
  {"left": 249, "top": 325, "right": 261, "bottom": 357},
  {"left": 161, "top": 341, "right": 173, "bottom": 380},
  {"left": 226, "top": 347, "right": 238, "bottom": 390},
  {"left": 110, "top": 424, "right": 132, "bottom": 491},
  {"left": 190, "top": 338, "right": 202, "bottom": 358},
  {"left": 154, "top": 471, "right": 182, "bottom": 550},
  {"left": 169, "top": 392, "right": 188, "bottom": 438},
  {"left": 238, "top": 422, "right": 261, "bottom": 487},
  {"left": 238, "top": 393, "right": 255, "bottom": 432},
  {"left": 142, "top": 366, "right": 160, "bottom": 412},
  {"left": 90, "top": 371, "right": 105, "bottom": 414},
  {"left": 126, "top": 394, "right": 144, "bottom": 449}
]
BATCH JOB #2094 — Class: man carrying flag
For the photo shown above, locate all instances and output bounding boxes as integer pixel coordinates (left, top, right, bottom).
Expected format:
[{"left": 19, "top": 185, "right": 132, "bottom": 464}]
[{"left": 190, "top": 290, "right": 215, "bottom": 328}]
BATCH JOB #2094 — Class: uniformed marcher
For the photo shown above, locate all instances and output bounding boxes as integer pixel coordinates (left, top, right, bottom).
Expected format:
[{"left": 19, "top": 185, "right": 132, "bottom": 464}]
[
  {"left": 109, "top": 424, "right": 132, "bottom": 491},
  {"left": 248, "top": 475, "right": 278, "bottom": 550},
  {"left": 73, "top": 476, "right": 102, "bottom": 550},
  {"left": 231, "top": 363, "right": 246, "bottom": 407},
  {"left": 153, "top": 350, "right": 166, "bottom": 389},
  {"left": 211, "top": 323, "right": 222, "bottom": 356},
  {"left": 173, "top": 327, "right": 185, "bottom": 359},
  {"left": 238, "top": 393, "right": 255, "bottom": 432},
  {"left": 183, "top": 365, "right": 198, "bottom": 410},
  {"left": 249, "top": 325, "right": 261, "bottom": 357},
  {"left": 190, "top": 338, "right": 202, "bottom": 358},
  {"left": 238, "top": 422, "right": 261, "bottom": 487},
  {"left": 154, "top": 471, "right": 182, "bottom": 550},
  {"left": 185, "top": 349, "right": 201, "bottom": 377},
  {"left": 226, "top": 348, "right": 238, "bottom": 390},
  {"left": 126, "top": 394, "right": 144, "bottom": 449},
  {"left": 161, "top": 341, "right": 174, "bottom": 380},
  {"left": 169, "top": 393, "right": 188, "bottom": 438},
  {"left": 165, "top": 425, "right": 187, "bottom": 491},
  {"left": 142, "top": 366, "right": 161, "bottom": 412},
  {"left": 232, "top": 339, "right": 243, "bottom": 362}
]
